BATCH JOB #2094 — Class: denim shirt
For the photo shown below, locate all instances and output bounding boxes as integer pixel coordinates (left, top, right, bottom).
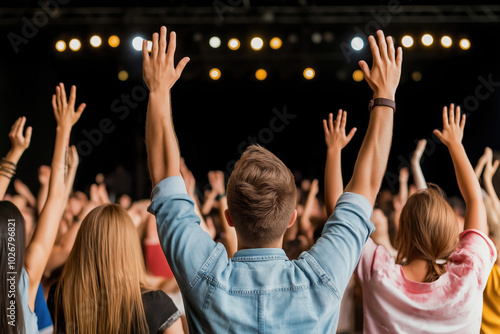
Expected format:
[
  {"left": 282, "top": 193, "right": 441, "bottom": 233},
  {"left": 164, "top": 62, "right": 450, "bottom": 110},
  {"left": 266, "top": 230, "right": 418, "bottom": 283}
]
[{"left": 148, "top": 176, "right": 374, "bottom": 334}]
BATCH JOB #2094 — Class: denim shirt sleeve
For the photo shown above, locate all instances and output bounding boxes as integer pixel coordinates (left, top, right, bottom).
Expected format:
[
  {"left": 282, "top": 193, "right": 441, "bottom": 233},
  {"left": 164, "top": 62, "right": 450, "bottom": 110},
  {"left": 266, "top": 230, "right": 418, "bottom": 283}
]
[
  {"left": 306, "top": 192, "right": 374, "bottom": 296},
  {"left": 148, "top": 176, "right": 217, "bottom": 290}
]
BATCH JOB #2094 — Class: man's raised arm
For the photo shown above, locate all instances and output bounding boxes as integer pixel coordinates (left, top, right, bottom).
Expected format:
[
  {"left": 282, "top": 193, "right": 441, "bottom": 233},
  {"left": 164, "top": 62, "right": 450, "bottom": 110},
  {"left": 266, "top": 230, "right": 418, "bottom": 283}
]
[
  {"left": 143, "top": 26, "right": 190, "bottom": 187},
  {"left": 344, "top": 30, "right": 402, "bottom": 206}
]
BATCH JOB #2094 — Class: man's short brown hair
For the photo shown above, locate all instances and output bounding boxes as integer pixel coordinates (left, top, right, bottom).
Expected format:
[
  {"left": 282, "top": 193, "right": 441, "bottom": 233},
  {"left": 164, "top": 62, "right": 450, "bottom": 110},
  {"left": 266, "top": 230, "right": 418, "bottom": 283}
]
[{"left": 226, "top": 145, "right": 297, "bottom": 247}]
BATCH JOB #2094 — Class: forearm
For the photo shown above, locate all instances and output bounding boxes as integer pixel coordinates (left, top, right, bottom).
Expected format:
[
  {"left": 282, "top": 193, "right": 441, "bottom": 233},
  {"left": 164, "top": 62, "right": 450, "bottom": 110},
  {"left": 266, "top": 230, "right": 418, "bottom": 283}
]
[
  {"left": 324, "top": 147, "right": 343, "bottom": 217},
  {"left": 345, "top": 106, "right": 394, "bottom": 206},
  {"left": 0, "top": 148, "right": 24, "bottom": 198},
  {"left": 484, "top": 178, "right": 500, "bottom": 215},
  {"left": 37, "top": 183, "right": 49, "bottom": 214},
  {"left": 411, "top": 159, "right": 427, "bottom": 190},
  {"left": 448, "top": 143, "right": 487, "bottom": 233},
  {"left": 146, "top": 92, "right": 181, "bottom": 187}
]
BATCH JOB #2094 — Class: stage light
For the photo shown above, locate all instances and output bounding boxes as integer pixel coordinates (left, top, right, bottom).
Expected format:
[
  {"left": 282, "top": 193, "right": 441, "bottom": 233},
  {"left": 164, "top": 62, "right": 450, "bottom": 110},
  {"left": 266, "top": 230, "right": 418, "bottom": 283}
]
[
  {"left": 118, "top": 70, "right": 129, "bottom": 81},
  {"left": 303, "top": 68, "right": 315, "bottom": 80},
  {"left": 323, "top": 31, "right": 335, "bottom": 43},
  {"left": 55, "top": 40, "right": 66, "bottom": 52},
  {"left": 270, "top": 37, "right": 282, "bottom": 49},
  {"left": 401, "top": 35, "right": 413, "bottom": 48},
  {"left": 90, "top": 35, "right": 102, "bottom": 47},
  {"left": 255, "top": 69, "right": 267, "bottom": 81},
  {"left": 311, "top": 32, "right": 322, "bottom": 44},
  {"left": 108, "top": 35, "right": 120, "bottom": 48},
  {"left": 412, "top": 71, "right": 422, "bottom": 82},
  {"left": 250, "top": 37, "right": 264, "bottom": 51},
  {"left": 209, "top": 68, "right": 221, "bottom": 80},
  {"left": 69, "top": 38, "right": 81, "bottom": 51},
  {"left": 441, "top": 36, "right": 452, "bottom": 48},
  {"left": 459, "top": 38, "right": 471, "bottom": 50},
  {"left": 352, "top": 70, "right": 364, "bottom": 82},
  {"left": 351, "top": 37, "right": 364, "bottom": 51},
  {"left": 228, "top": 38, "right": 240, "bottom": 50},
  {"left": 132, "top": 37, "right": 144, "bottom": 51},
  {"left": 209, "top": 36, "right": 221, "bottom": 48},
  {"left": 421, "top": 34, "right": 433, "bottom": 46}
]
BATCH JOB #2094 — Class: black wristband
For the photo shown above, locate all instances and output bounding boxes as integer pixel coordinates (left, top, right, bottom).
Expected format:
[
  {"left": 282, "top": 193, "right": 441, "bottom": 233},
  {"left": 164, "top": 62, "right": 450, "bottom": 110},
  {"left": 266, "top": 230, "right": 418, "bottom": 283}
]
[{"left": 368, "top": 98, "right": 396, "bottom": 113}]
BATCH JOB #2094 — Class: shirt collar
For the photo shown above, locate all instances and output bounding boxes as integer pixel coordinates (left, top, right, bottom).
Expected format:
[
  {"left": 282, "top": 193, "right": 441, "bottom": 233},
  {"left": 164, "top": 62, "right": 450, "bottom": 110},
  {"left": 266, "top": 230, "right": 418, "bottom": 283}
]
[{"left": 232, "top": 248, "right": 289, "bottom": 262}]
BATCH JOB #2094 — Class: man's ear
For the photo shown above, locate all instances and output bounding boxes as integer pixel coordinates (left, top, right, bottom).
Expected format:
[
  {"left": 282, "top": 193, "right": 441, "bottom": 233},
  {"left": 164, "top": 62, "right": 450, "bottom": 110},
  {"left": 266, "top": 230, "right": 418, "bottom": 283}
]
[
  {"left": 225, "top": 209, "right": 234, "bottom": 227},
  {"left": 287, "top": 209, "right": 298, "bottom": 229}
]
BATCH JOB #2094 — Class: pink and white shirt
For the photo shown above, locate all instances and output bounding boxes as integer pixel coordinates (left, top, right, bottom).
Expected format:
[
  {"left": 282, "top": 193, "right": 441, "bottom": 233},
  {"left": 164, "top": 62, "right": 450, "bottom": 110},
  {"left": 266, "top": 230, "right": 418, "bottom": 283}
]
[{"left": 356, "top": 229, "right": 497, "bottom": 334}]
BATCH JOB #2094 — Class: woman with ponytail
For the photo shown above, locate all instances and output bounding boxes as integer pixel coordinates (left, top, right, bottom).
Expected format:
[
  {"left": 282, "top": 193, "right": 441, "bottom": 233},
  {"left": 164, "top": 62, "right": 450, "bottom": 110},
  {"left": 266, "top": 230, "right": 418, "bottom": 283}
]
[{"left": 353, "top": 104, "right": 496, "bottom": 333}]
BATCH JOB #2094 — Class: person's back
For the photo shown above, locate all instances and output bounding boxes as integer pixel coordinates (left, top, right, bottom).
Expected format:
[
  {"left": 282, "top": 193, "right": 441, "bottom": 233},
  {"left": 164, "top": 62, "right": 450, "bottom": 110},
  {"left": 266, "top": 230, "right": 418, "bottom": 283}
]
[{"left": 144, "top": 27, "right": 401, "bottom": 332}]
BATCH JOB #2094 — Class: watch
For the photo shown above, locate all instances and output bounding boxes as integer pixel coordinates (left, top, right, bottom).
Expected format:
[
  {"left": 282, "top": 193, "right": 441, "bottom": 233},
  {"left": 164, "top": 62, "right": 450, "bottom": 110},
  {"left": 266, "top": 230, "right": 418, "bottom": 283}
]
[{"left": 368, "top": 98, "right": 396, "bottom": 113}]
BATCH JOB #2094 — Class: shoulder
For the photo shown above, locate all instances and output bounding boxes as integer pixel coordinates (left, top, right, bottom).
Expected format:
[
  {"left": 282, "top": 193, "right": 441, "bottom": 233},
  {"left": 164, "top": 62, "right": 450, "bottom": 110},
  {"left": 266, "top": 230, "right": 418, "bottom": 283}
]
[
  {"left": 142, "top": 290, "right": 181, "bottom": 331},
  {"left": 357, "top": 238, "right": 395, "bottom": 281}
]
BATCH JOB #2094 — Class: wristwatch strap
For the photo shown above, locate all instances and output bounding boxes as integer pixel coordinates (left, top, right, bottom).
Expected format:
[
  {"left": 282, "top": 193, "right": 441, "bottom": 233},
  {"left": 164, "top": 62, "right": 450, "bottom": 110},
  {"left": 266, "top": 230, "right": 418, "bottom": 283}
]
[{"left": 368, "top": 98, "right": 396, "bottom": 113}]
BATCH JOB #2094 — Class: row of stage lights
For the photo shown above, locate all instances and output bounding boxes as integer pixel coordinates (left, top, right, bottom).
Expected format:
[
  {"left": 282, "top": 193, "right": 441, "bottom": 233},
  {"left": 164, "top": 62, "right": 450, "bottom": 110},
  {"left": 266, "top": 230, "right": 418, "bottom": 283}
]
[{"left": 350, "top": 34, "right": 471, "bottom": 51}]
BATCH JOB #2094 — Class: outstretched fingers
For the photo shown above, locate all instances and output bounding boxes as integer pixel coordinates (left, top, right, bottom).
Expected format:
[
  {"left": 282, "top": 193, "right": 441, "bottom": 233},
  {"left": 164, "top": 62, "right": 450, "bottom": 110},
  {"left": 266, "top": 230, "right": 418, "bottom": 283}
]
[
  {"left": 166, "top": 30, "right": 176, "bottom": 62},
  {"left": 159, "top": 26, "right": 167, "bottom": 57},
  {"left": 377, "top": 30, "right": 388, "bottom": 60}
]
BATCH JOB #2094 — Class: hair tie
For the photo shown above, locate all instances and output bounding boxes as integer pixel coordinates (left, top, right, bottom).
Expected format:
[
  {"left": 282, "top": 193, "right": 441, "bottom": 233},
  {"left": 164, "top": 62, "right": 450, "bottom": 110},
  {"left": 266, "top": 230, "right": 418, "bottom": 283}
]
[{"left": 435, "top": 259, "right": 447, "bottom": 265}]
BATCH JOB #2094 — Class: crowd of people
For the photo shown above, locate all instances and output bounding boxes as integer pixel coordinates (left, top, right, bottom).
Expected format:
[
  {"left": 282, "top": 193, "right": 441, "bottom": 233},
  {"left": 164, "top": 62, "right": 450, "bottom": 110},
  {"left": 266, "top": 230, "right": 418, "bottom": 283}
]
[{"left": 1, "top": 27, "right": 499, "bottom": 334}]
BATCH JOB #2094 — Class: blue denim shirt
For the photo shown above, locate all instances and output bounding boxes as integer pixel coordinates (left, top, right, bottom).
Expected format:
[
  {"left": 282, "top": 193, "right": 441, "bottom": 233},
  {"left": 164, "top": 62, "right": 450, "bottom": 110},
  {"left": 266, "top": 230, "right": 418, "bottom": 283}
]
[{"left": 148, "top": 176, "right": 374, "bottom": 333}]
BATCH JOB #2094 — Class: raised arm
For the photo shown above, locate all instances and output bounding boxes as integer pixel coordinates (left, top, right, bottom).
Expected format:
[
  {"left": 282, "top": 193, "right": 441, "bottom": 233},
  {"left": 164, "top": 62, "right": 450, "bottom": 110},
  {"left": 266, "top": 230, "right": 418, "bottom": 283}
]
[
  {"left": 323, "top": 110, "right": 356, "bottom": 217},
  {"left": 481, "top": 147, "right": 500, "bottom": 214},
  {"left": 433, "top": 104, "right": 487, "bottom": 234},
  {"left": 0, "top": 117, "right": 32, "bottom": 199},
  {"left": 411, "top": 139, "right": 428, "bottom": 190},
  {"left": 344, "top": 30, "right": 403, "bottom": 206},
  {"left": 24, "top": 83, "right": 84, "bottom": 310},
  {"left": 143, "top": 26, "right": 190, "bottom": 186}
]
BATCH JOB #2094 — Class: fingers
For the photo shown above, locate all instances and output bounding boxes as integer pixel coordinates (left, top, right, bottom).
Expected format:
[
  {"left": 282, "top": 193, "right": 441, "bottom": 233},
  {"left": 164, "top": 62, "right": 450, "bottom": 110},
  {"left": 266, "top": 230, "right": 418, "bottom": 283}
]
[
  {"left": 368, "top": 35, "right": 381, "bottom": 64},
  {"left": 358, "top": 60, "right": 371, "bottom": 83},
  {"left": 346, "top": 127, "right": 357, "bottom": 142},
  {"left": 68, "top": 85, "right": 77, "bottom": 109},
  {"left": 339, "top": 110, "right": 347, "bottom": 130},
  {"left": 460, "top": 114, "right": 466, "bottom": 129},
  {"left": 455, "top": 105, "right": 461, "bottom": 125},
  {"left": 322, "top": 119, "right": 329, "bottom": 135},
  {"left": 59, "top": 83, "right": 67, "bottom": 107},
  {"left": 493, "top": 160, "right": 500, "bottom": 174},
  {"left": 387, "top": 36, "right": 395, "bottom": 60},
  {"left": 377, "top": 30, "right": 388, "bottom": 60},
  {"left": 175, "top": 56, "right": 190, "bottom": 78},
  {"left": 396, "top": 46, "right": 403, "bottom": 68},
  {"left": 166, "top": 30, "right": 176, "bottom": 62},
  {"left": 142, "top": 39, "right": 149, "bottom": 63},
  {"left": 448, "top": 103, "right": 455, "bottom": 125},
  {"left": 52, "top": 94, "right": 58, "bottom": 113},
  {"left": 75, "top": 103, "right": 86, "bottom": 120},
  {"left": 416, "top": 139, "right": 427, "bottom": 153},
  {"left": 335, "top": 109, "right": 343, "bottom": 130},
  {"left": 17, "top": 116, "right": 26, "bottom": 137},
  {"left": 24, "top": 126, "right": 32, "bottom": 146},
  {"left": 442, "top": 106, "right": 449, "bottom": 126},
  {"left": 152, "top": 32, "right": 159, "bottom": 59},
  {"left": 433, "top": 129, "right": 444, "bottom": 143},
  {"left": 159, "top": 26, "right": 167, "bottom": 57}
]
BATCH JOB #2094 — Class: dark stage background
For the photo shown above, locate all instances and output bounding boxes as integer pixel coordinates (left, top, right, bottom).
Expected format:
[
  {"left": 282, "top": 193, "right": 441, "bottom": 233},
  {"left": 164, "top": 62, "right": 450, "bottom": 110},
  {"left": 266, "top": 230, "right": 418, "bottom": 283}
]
[{"left": 1, "top": 0, "right": 500, "bottom": 201}]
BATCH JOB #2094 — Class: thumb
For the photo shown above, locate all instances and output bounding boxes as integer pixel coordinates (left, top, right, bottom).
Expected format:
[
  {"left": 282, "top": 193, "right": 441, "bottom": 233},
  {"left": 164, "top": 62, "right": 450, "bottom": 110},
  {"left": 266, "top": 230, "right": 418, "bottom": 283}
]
[
  {"left": 358, "top": 60, "right": 371, "bottom": 78},
  {"left": 346, "top": 127, "right": 357, "bottom": 143},
  {"left": 176, "top": 57, "right": 190, "bottom": 77},
  {"left": 433, "top": 129, "right": 444, "bottom": 143}
]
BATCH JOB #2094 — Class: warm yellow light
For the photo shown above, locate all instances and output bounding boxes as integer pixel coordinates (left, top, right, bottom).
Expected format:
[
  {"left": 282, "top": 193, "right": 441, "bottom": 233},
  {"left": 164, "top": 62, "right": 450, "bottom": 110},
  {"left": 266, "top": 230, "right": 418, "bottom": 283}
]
[
  {"left": 118, "top": 70, "right": 129, "bottom": 81},
  {"left": 412, "top": 71, "right": 422, "bottom": 82},
  {"left": 440, "top": 36, "right": 452, "bottom": 48},
  {"left": 210, "top": 68, "right": 221, "bottom": 80},
  {"left": 255, "top": 69, "right": 267, "bottom": 81},
  {"left": 55, "top": 40, "right": 66, "bottom": 52},
  {"left": 108, "top": 35, "right": 120, "bottom": 48},
  {"left": 459, "top": 38, "right": 471, "bottom": 50},
  {"left": 250, "top": 37, "right": 264, "bottom": 51},
  {"left": 90, "top": 35, "right": 102, "bottom": 47},
  {"left": 228, "top": 38, "right": 240, "bottom": 50},
  {"left": 401, "top": 35, "right": 414, "bottom": 48},
  {"left": 352, "top": 70, "right": 364, "bottom": 82},
  {"left": 69, "top": 38, "right": 81, "bottom": 51},
  {"left": 270, "top": 37, "right": 282, "bottom": 50},
  {"left": 421, "top": 34, "right": 433, "bottom": 46},
  {"left": 303, "top": 68, "right": 315, "bottom": 80}
]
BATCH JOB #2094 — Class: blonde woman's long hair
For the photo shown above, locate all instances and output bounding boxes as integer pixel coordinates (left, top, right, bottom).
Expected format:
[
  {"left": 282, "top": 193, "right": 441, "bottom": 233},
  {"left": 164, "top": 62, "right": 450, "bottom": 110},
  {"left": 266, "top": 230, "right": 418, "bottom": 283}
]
[
  {"left": 395, "top": 186, "right": 460, "bottom": 283},
  {"left": 53, "top": 204, "right": 149, "bottom": 334}
]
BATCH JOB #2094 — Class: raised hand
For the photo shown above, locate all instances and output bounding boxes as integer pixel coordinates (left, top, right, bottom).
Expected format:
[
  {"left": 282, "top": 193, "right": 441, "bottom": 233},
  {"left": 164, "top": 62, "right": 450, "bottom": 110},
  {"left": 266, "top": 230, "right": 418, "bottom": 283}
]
[
  {"left": 9, "top": 116, "right": 32, "bottom": 154},
  {"left": 323, "top": 110, "right": 357, "bottom": 150},
  {"left": 51, "top": 83, "right": 86, "bottom": 130},
  {"left": 208, "top": 171, "right": 226, "bottom": 196},
  {"left": 433, "top": 104, "right": 465, "bottom": 148},
  {"left": 358, "top": 30, "right": 402, "bottom": 100},
  {"left": 38, "top": 165, "right": 51, "bottom": 185},
  {"left": 412, "top": 139, "right": 427, "bottom": 165},
  {"left": 483, "top": 147, "right": 500, "bottom": 183},
  {"left": 142, "top": 26, "right": 190, "bottom": 93}
]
